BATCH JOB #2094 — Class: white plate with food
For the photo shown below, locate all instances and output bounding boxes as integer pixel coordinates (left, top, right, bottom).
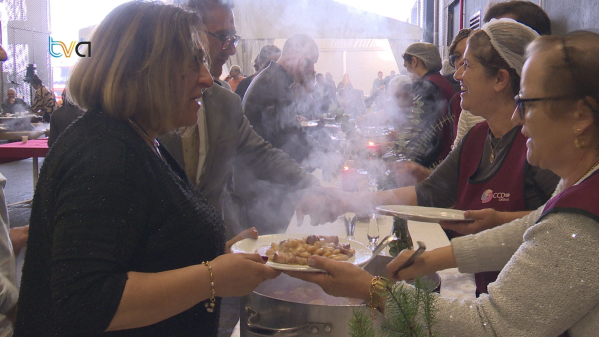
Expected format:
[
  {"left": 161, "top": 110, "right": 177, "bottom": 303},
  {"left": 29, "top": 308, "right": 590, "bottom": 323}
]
[
  {"left": 376, "top": 205, "right": 471, "bottom": 223},
  {"left": 231, "top": 234, "right": 372, "bottom": 272}
]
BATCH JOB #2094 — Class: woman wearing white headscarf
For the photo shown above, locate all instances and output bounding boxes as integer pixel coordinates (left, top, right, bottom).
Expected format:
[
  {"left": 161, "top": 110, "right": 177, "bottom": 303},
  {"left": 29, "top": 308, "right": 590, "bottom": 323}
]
[{"left": 295, "top": 19, "right": 559, "bottom": 294}]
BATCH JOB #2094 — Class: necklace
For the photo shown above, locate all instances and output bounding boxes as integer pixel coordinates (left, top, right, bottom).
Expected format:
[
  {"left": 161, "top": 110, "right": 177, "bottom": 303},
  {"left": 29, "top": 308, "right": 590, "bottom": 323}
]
[
  {"left": 489, "top": 137, "right": 502, "bottom": 164},
  {"left": 127, "top": 118, "right": 164, "bottom": 161},
  {"left": 579, "top": 157, "right": 599, "bottom": 182}
]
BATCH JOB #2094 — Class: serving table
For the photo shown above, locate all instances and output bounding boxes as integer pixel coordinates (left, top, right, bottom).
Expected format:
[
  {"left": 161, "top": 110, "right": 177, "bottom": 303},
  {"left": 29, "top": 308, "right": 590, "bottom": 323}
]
[
  {"left": 231, "top": 170, "right": 476, "bottom": 336},
  {"left": 0, "top": 138, "right": 49, "bottom": 206}
]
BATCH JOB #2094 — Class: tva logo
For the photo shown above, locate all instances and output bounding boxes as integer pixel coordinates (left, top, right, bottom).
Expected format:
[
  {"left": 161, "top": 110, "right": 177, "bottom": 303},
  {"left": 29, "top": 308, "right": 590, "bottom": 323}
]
[{"left": 49, "top": 37, "right": 91, "bottom": 58}]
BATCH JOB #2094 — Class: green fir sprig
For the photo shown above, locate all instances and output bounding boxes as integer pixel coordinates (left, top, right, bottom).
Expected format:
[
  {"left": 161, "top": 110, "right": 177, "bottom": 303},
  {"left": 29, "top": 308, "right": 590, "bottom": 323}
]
[
  {"left": 349, "top": 277, "right": 438, "bottom": 337},
  {"left": 349, "top": 307, "right": 378, "bottom": 337}
]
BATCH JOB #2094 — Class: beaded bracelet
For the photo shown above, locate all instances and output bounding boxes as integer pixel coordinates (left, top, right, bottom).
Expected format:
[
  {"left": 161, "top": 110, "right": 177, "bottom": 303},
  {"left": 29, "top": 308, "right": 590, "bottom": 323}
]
[
  {"left": 202, "top": 261, "right": 216, "bottom": 313},
  {"left": 368, "top": 276, "right": 392, "bottom": 312}
]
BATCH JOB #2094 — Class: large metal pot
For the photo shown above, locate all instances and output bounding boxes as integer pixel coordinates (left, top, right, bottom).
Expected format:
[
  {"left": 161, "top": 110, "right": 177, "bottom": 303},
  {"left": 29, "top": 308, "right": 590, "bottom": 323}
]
[{"left": 240, "top": 255, "right": 440, "bottom": 336}]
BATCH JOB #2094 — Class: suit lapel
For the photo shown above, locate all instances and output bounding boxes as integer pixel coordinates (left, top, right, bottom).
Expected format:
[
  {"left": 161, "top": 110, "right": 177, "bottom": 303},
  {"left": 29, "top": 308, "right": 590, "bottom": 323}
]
[{"left": 198, "top": 85, "right": 220, "bottom": 190}]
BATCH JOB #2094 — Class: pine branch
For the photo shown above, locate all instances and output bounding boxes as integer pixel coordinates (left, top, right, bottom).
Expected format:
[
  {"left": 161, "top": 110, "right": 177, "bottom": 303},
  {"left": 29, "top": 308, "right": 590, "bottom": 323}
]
[
  {"left": 382, "top": 283, "right": 420, "bottom": 336},
  {"left": 349, "top": 307, "right": 377, "bottom": 337},
  {"left": 416, "top": 278, "right": 438, "bottom": 337},
  {"left": 349, "top": 278, "right": 439, "bottom": 337}
]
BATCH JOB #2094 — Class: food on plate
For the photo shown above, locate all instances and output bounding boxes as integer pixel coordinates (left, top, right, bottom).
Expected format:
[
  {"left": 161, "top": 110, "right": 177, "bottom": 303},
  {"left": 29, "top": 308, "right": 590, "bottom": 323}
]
[{"left": 263, "top": 235, "right": 355, "bottom": 265}]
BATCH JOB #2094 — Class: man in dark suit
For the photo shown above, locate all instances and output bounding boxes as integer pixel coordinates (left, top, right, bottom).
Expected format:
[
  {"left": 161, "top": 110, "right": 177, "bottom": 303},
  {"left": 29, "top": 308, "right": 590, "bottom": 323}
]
[
  {"left": 48, "top": 90, "right": 84, "bottom": 147},
  {"left": 234, "top": 45, "right": 281, "bottom": 101}
]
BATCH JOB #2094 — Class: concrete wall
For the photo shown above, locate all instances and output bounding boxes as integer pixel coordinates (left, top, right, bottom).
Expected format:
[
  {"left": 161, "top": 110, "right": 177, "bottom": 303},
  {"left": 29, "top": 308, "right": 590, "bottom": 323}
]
[
  {"left": 439, "top": 0, "right": 599, "bottom": 57},
  {"left": 544, "top": 0, "right": 599, "bottom": 35}
]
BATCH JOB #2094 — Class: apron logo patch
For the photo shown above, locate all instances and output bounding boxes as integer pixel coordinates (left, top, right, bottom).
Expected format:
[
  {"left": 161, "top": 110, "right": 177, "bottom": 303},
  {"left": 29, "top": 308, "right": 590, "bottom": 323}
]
[
  {"left": 481, "top": 189, "right": 510, "bottom": 203},
  {"left": 481, "top": 189, "right": 493, "bottom": 203}
]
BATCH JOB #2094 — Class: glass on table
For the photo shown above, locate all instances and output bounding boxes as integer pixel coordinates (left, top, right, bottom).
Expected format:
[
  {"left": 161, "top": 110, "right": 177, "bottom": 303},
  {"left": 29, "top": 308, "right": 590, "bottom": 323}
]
[
  {"left": 343, "top": 212, "right": 356, "bottom": 240},
  {"left": 367, "top": 212, "right": 379, "bottom": 251}
]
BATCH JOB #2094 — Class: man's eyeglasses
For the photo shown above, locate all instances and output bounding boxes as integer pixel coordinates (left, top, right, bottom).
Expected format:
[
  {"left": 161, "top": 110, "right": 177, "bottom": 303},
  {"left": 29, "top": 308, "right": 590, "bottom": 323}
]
[
  {"left": 206, "top": 31, "right": 240, "bottom": 50},
  {"left": 514, "top": 92, "right": 573, "bottom": 120}
]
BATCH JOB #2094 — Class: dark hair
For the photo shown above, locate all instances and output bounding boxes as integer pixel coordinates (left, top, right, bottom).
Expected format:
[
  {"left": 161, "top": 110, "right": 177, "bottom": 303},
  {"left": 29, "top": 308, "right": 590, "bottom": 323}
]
[
  {"left": 468, "top": 30, "right": 520, "bottom": 96},
  {"left": 449, "top": 28, "right": 472, "bottom": 56},
  {"left": 32, "top": 75, "right": 42, "bottom": 86},
  {"left": 402, "top": 53, "right": 413, "bottom": 63},
  {"left": 256, "top": 45, "right": 281, "bottom": 67},
  {"left": 526, "top": 31, "right": 599, "bottom": 119},
  {"left": 484, "top": 0, "right": 551, "bottom": 35}
]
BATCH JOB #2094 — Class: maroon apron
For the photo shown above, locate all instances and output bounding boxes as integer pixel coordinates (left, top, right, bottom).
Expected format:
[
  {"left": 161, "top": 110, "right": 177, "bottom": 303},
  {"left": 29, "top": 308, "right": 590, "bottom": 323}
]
[
  {"left": 538, "top": 171, "right": 599, "bottom": 337},
  {"left": 423, "top": 73, "right": 456, "bottom": 163},
  {"left": 454, "top": 122, "right": 528, "bottom": 294},
  {"left": 540, "top": 170, "right": 599, "bottom": 221}
]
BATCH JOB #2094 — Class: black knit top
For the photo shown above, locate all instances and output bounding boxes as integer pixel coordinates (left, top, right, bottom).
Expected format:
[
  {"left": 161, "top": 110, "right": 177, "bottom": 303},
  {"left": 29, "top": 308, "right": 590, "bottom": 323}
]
[{"left": 14, "top": 110, "right": 226, "bottom": 336}]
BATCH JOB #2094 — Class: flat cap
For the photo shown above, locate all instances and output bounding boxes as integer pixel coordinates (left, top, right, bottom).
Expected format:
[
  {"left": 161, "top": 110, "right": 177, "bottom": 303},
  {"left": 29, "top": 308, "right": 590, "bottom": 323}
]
[{"left": 404, "top": 42, "right": 442, "bottom": 73}]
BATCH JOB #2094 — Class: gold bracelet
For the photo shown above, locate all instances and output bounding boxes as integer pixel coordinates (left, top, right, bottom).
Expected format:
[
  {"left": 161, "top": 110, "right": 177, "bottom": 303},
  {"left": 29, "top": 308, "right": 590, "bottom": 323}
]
[
  {"left": 368, "top": 276, "right": 392, "bottom": 312},
  {"left": 202, "top": 261, "right": 216, "bottom": 313}
]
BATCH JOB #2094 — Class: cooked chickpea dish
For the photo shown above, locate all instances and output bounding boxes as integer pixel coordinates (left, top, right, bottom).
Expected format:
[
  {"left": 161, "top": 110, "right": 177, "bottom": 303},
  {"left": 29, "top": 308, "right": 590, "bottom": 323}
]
[{"left": 264, "top": 235, "right": 356, "bottom": 265}]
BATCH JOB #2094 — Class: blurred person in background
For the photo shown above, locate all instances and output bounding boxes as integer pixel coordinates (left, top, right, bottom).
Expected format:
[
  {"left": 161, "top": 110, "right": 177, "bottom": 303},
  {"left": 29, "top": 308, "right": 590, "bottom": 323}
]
[
  {"left": 1, "top": 89, "right": 29, "bottom": 115},
  {"left": 292, "top": 29, "right": 599, "bottom": 337},
  {"left": 372, "top": 71, "right": 385, "bottom": 93},
  {"left": 358, "top": 75, "right": 452, "bottom": 185},
  {"left": 0, "top": 49, "right": 21, "bottom": 337},
  {"left": 402, "top": 42, "right": 455, "bottom": 167},
  {"left": 14, "top": 2, "right": 279, "bottom": 335},
  {"left": 336, "top": 73, "right": 353, "bottom": 92},
  {"left": 324, "top": 72, "right": 336, "bottom": 94},
  {"left": 48, "top": 89, "right": 84, "bottom": 147},
  {"left": 313, "top": 73, "right": 337, "bottom": 116},
  {"left": 368, "top": 71, "right": 386, "bottom": 111},
  {"left": 243, "top": 33, "right": 322, "bottom": 167},
  {"left": 225, "top": 65, "right": 244, "bottom": 92},
  {"left": 29, "top": 75, "right": 56, "bottom": 123},
  {"left": 0, "top": 173, "right": 18, "bottom": 337},
  {"left": 384, "top": 70, "right": 397, "bottom": 88},
  {"left": 235, "top": 44, "right": 281, "bottom": 100},
  {"left": 240, "top": 33, "right": 334, "bottom": 234},
  {"left": 356, "top": 75, "right": 413, "bottom": 128}
]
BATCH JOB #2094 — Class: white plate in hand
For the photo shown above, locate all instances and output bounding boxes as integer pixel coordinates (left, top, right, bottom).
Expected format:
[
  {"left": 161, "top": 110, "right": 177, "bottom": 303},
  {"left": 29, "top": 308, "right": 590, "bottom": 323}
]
[
  {"left": 376, "top": 205, "right": 471, "bottom": 223},
  {"left": 230, "top": 234, "right": 372, "bottom": 272},
  {"left": 300, "top": 120, "right": 319, "bottom": 127}
]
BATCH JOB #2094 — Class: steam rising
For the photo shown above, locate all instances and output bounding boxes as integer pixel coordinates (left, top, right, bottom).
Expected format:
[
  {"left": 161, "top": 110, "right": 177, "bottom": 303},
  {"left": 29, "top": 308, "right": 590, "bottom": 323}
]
[{"left": 226, "top": 1, "right": 455, "bottom": 232}]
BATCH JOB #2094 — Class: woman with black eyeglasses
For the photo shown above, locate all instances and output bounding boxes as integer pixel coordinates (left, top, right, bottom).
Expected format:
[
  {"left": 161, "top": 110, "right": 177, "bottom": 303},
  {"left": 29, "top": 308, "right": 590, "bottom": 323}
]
[{"left": 291, "top": 29, "right": 599, "bottom": 337}]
